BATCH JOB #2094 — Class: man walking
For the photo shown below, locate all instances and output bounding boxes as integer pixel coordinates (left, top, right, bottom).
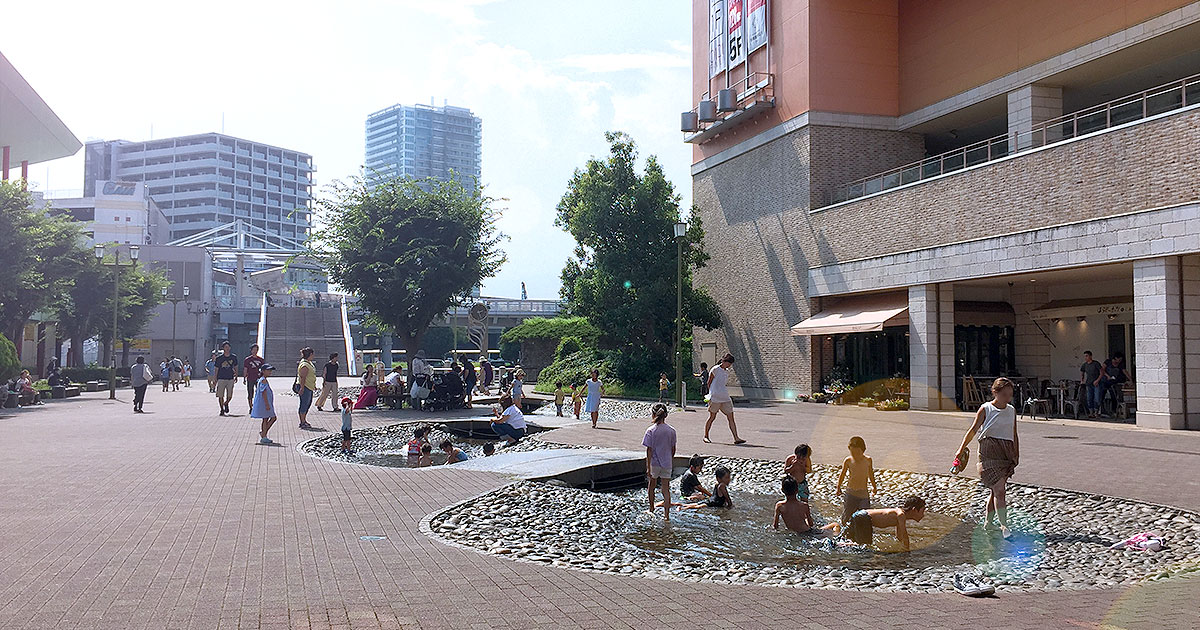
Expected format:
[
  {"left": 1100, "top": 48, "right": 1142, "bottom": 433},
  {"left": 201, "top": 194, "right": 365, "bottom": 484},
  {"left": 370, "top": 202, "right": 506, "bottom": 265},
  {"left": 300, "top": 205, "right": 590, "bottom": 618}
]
[
  {"left": 131, "top": 356, "right": 152, "bottom": 413},
  {"left": 315, "top": 352, "right": 339, "bottom": 412},
  {"left": 243, "top": 344, "right": 265, "bottom": 413},
  {"left": 1080, "top": 351, "right": 1103, "bottom": 418},
  {"left": 169, "top": 355, "right": 183, "bottom": 391},
  {"left": 205, "top": 351, "right": 217, "bottom": 393},
  {"left": 214, "top": 341, "right": 239, "bottom": 416}
]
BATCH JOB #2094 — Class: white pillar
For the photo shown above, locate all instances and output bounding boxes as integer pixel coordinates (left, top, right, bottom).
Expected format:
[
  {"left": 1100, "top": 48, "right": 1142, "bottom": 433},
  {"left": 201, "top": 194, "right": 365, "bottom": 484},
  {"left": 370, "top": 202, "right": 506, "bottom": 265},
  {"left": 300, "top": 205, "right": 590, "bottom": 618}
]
[
  {"left": 1132, "top": 257, "right": 1194, "bottom": 430},
  {"left": 1008, "top": 84, "right": 1063, "bottom": 149},
  {"left": 909, "top": 284, "right": 955, "bottom": 411}
]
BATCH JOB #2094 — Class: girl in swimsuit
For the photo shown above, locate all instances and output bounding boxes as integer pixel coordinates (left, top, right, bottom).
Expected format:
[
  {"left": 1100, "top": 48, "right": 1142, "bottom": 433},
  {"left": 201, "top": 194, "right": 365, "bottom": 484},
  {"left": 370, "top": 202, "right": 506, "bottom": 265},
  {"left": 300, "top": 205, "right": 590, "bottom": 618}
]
[{"left": 682, "top": 466, "right": 734, "bottom": 510}]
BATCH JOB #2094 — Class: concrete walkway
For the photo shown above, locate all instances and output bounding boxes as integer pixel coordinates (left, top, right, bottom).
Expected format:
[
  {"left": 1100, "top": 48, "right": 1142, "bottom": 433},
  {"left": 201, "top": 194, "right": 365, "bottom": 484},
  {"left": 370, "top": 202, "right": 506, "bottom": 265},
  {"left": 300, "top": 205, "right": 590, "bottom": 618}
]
[{"left": 0, "top": 386, "right": 1197, "bottom": 629}]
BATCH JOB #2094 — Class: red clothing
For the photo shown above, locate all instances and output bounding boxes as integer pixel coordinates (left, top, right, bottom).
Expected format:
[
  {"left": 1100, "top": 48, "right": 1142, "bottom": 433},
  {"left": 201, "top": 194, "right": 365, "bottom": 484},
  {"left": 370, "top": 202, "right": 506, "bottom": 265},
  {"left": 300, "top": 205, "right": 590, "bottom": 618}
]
[{"left": 243, "top": 355, "right": 264, "bottom": 382}]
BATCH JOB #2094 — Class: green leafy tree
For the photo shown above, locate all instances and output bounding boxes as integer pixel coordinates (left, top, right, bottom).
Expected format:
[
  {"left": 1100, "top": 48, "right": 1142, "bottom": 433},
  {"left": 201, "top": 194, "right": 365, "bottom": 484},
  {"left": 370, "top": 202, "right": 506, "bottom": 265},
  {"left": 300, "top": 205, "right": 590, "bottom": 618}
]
[
  {"left": 0, "top": 333, "right": 19, "bottom": 382},
  {"left": 312, "top": 175, "right": 505, "bottom": 376},
  {"left": 56, "top": 252, "right": 167, "bottom": 366},
  {"left": 0, "top": 181, "right": 85, "bottom": 344},
  {"left": 556, "top": 132, "right": 721, "bottom": 382}
]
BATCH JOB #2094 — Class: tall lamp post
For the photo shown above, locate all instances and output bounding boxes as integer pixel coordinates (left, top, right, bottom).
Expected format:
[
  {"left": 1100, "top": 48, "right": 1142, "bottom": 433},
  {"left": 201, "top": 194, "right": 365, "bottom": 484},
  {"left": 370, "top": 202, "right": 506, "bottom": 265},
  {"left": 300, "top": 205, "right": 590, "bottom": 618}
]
[
  {"left": 163, "top": 285, "right": 190, "bottom": 357},
  {"left": 673, "top": 221, "right": 688, "bottom": 407},
  {"left": 94, "top": 244, "right": 140, "bottom": 400}
]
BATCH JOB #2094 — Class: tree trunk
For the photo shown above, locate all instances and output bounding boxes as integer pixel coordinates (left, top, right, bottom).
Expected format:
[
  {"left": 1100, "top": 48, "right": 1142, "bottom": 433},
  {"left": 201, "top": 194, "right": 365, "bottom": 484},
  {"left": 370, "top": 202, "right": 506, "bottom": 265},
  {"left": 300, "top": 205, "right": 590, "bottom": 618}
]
[
  {"left": 400, "top": 331, "right": 422, "bottom": 383},
  {"left": 121, "top": 340, "right": 130, "bottom": 368},
  {"left": 69, "top": 335, "right": 84, "bottom": 367}
]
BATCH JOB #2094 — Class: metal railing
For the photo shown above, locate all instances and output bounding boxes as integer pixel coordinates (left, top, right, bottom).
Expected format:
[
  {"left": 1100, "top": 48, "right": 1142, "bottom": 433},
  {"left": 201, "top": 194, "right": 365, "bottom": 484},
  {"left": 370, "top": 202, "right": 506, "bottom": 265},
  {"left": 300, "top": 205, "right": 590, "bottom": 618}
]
[{"left": 825, "top": 73, "right": 1200, "bottom": 207}]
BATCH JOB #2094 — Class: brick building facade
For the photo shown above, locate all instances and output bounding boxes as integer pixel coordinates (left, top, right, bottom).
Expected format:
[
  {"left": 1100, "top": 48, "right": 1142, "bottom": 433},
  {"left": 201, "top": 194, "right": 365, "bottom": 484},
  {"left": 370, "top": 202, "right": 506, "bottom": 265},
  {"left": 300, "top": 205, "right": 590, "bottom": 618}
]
[{"left": 687, "top": 0, "right": 1200, "bottom": 430}]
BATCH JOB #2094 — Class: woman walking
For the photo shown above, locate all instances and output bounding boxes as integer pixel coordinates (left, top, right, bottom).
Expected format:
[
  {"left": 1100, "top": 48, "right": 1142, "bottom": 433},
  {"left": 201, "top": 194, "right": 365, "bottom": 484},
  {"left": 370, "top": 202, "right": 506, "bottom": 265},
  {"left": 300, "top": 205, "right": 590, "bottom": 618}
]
[
  {"left": 584, "top": 368, "right": 604, "bottom": 429},
  {"left": 354, "top": 363, "right": 378, "bottom": 409},
  {"left": 296, "top": 347, "right": 316, "bottom": 430},
  {"left": 953, "top": 377, "right": 1019, "bottom": 540},
  {"left": 703, "top": 353, "right": 745, "bottom": 444},
  {"left": 462, "top": 358, "right": 477, "bottom": 407}
]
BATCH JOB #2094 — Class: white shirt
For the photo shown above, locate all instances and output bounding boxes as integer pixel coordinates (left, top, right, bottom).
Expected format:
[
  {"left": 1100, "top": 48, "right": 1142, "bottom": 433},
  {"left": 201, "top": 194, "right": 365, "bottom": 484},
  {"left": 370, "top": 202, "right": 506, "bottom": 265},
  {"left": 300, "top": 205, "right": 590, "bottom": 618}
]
[
  {"left": 978, "top": 401, "right": 1016, "bottom": 441},
  {"left": 500, "top": 404, "right": 527, "bottom": 430},
  {"left": 708, "top": 365, "right": 731, "bottom": 402},
  {"left": 512, "top": 379, "right": 524, "bottom": 399},
  {"left": 412, "top": 357, "right": 432, "bottom": 376},
  {"left": 362, "top": 371, "right": 377, "bottom": 387},
  {"left": 385, "top": 372, "right": 403, "bottom": 387}
]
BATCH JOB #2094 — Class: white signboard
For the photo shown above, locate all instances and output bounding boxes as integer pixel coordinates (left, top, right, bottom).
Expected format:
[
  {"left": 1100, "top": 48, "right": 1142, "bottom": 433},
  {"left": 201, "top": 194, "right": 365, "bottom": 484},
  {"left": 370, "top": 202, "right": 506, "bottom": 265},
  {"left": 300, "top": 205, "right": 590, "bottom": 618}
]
[
  {"left": 708, "top": 0, "right": 726, "bottom": 79},
  {"left": 726, "top": 0, "right": 746, "bottom": 70},
  {"left": 747, "top": 0, "right": 768, "bottom": 53}
]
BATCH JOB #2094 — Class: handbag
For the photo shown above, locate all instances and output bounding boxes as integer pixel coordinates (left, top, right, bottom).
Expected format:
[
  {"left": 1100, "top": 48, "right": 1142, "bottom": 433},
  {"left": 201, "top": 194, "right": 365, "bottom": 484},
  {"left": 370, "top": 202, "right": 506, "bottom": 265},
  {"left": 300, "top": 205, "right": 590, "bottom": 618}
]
[{"left": 292, "top": 379, "right": 302, "bottom": 395}]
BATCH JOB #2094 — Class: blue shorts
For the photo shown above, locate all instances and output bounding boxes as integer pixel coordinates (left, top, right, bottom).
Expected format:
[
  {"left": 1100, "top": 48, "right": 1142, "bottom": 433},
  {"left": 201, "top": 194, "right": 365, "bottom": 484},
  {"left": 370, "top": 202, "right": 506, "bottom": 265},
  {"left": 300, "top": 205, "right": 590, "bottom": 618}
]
[{"left": 298, "top": 387, "right": 313, "bottom": 414}]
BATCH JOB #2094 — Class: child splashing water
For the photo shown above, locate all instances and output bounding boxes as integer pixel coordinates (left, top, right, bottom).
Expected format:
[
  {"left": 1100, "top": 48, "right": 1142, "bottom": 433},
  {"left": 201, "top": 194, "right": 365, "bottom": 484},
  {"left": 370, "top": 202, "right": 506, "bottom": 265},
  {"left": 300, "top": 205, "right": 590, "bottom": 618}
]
[{"left": 954, "top": 377, "right": 1020, "bottom": 539}]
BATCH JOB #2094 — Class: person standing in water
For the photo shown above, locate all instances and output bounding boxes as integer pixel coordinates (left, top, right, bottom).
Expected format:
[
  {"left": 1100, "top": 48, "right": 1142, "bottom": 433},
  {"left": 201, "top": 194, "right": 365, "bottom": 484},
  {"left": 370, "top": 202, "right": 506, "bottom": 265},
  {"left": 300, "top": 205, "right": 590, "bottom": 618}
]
[
  {"left": 703, "top": 353, "right": 745, "bottom": 444},
  {"left": 953, "top": 377, "right": 1019, "bottom": 539},
  {"left": 584, "top": 369, "right": 604, "bottom": 428}
]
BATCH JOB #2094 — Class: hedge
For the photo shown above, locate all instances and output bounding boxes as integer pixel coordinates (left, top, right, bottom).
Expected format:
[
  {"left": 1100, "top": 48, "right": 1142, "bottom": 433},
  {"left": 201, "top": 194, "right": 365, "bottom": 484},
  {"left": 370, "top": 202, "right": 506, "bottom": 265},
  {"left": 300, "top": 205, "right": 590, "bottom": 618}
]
[
  {"left": 499, "top": 317, "right": 599, "bottom": 344},
  {"left": 62, "top": 366, "right": 112, "bottom": 383}
]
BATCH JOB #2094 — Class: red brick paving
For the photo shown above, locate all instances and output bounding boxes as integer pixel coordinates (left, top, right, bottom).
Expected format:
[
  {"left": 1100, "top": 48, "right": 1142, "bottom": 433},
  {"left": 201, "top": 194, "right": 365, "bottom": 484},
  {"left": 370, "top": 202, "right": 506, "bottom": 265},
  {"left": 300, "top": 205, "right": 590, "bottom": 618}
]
[{"left": 0, "top": 386, "right": 1197, "bottom": 629}]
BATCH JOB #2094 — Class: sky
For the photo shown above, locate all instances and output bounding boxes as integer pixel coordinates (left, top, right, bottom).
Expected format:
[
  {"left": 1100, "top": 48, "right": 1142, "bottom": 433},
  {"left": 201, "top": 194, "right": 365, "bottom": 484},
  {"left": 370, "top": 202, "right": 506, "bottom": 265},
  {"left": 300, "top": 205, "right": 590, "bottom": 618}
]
[{"left": 5, "top": 0, "right": 695, "bottom": 300}]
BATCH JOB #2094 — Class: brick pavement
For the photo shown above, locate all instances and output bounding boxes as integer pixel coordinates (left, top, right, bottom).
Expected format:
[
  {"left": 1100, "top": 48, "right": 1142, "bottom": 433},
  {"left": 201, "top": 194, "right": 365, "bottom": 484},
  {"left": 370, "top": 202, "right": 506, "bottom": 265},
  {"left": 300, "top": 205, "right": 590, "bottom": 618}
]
[{"left": 0, "top": 386, "right": 1197, "bottom": 630}]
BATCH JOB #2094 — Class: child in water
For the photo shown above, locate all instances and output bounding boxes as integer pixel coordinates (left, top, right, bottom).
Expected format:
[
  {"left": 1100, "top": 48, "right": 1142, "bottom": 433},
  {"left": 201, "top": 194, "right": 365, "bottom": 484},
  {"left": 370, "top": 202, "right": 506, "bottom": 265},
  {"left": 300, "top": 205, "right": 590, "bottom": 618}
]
[
  {"left": 847, "top": 496, "right": 927, "bottom": 550},
  {"left": 440, "top": 439, "right": 469, "bottom": 464},
  {"left": 773, "top": 477, "right": 841, "bottom": 537},
  {"left": 836, "top": 436, "right": 877, "bottom": 525},
  {"left": 784, "top": 443, "right": 812, "bottom": 502},
  {"left": 681, "top": 466, "right": 733, "bottom": 510},
  {"left": 418, "top": 443, "right": 433, "bottom": 467}
]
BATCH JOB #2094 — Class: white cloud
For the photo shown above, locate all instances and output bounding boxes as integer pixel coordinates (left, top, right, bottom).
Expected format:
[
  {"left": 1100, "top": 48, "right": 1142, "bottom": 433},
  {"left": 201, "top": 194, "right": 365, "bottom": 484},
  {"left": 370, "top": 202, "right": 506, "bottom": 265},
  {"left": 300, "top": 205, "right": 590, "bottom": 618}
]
[{"left": 558, "top": 51, "right": 689, "bottom": 73}]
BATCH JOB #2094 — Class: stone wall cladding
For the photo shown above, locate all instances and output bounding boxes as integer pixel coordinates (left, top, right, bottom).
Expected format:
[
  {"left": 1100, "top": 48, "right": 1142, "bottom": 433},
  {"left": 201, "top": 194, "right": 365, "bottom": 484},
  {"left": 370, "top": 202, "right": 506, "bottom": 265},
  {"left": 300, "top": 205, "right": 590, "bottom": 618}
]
[
  {"left": 809, "top": 108, "right": 1200, "bottom": 266},
  {"left": 808, "top": 125, "right": 926, "bottom": 208}
]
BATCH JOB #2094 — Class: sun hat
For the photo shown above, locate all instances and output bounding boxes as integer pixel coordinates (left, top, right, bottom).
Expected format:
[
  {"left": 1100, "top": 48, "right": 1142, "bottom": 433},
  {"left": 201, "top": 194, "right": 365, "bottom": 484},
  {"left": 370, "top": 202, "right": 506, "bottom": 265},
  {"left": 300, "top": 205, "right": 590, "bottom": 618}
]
[
  {"left": 260, "top": 363, "right": 275, "bottom": 371},
  {"left": 340, "top": 396, "right": 353, "bottom": 406}
]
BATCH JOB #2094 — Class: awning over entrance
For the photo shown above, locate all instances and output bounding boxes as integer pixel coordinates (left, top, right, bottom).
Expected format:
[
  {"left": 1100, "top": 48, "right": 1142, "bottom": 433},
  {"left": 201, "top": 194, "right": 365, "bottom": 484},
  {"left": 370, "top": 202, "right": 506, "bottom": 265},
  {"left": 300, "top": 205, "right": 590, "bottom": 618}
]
[
  {"left": 1029, "top": 296, "right": 1133, "bottom": 320},
  {"left": 790, "top": 292, "right": 908, "bottom": 336}
]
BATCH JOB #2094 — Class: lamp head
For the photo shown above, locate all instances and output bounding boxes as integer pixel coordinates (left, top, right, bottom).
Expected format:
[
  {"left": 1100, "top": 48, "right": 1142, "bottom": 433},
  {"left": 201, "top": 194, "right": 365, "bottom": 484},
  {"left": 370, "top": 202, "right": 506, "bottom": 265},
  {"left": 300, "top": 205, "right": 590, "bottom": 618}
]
[
  {"left": 129, "top": 245, "right": 140, "bottom": 261},
  {"left": 673, "top": 222, "right": 687, "bottom": 238},
  {"left": 183, "top": 286, "right": 190, "bottom": 298},
  {"left": 94, "top": 244, "right": 105, "bottom": 259}
]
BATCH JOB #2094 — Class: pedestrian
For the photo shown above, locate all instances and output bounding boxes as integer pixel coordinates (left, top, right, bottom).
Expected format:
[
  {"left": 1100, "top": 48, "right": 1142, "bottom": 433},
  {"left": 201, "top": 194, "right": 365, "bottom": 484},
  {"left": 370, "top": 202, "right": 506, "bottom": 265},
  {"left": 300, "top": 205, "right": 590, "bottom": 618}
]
[
  {"left": 339, "top": 396, "right": 355, "bottom": 455},
  {"left": 205, "top": 351, "right": 217, "bottom": 393},
  {"left": 462, "top": 358, "right": 477, "bottom": 407},
  {"left": 698, "top": 362, "right": 710, "bottom": 398},
  {"left": 953, "top": 377, "right": 1019, "bottom": 540},
  {"left": 243, "top": 344, "right": 265, "bottom": 413},
  {"left": 1100, "top": 352, "right": 1133, "bottom": 417},
  {"left": 296, "top": 347, "right": 316, "bottom": 429},
  {"left": 316, "top": 352, "right": 339, "bottom": 411},
  {"left": 642, "top": 403, "right": 677, "bottom": 521},
  {"left": 182, "top": 360, "right": 192, "bottom": 387},
  {"left": 584, "top": 368, "right": 603, "bottom": 429},
  {"left": 130, "top": 356, "right": 152, "bottom": 413},
  {"left": 214, "top": 342, "right": 239, "bottom": 416},
  {"left": 169, "top": 355, "right": 183, "bottom": 391},
  {"left": 252, "top": 363, "right": 278, "bottom": 445},
  {"left": 512, "top": 369, "right": 525, "bottom": 408},
  {"left": 658, "top": 373, "right": 669, "bottom": 403},
  {"left": 160, "top": 359, "right": 170, "bottom": 393},
  {"left": 1080, "top": 351, "right": 1102, "bottom": 418},
  {"left": 703, "top": 353, "right": 745, "bottom": 444},
  {"left": 480, "top": 357, "right": 493, "bottom": 393}
]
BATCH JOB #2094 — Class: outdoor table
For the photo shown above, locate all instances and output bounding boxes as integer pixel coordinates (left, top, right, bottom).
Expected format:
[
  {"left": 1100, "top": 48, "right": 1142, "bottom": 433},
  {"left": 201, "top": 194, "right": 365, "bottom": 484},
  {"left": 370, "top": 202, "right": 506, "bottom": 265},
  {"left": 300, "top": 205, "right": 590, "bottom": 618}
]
[{"left": 1046, "top": 386, "right": 1066, "bottom": 416}]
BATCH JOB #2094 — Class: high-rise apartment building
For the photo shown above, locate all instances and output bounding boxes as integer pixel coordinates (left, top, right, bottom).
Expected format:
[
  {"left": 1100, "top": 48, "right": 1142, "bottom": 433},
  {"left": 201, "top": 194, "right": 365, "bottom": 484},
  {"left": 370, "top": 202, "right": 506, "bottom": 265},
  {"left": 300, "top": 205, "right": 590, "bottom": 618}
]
[
  {"left": 687, "top": 0, "right": 1200, "bottom": 430},
  {"left": 83, "top": 133, "right": 313, "bottom": 248},
  {"left": 364, "top": 103, "right": 481, "bottom": 184}
]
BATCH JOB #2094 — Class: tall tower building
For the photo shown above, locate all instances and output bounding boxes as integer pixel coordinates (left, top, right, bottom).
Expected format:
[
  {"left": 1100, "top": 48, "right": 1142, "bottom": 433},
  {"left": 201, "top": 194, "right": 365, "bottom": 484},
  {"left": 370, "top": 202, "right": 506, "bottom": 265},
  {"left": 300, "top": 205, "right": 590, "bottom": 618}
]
[
  {"left": 83, "top": 133, "right": 313, "bottom": 248},
  {"left": 364, "top": 103, "right": 482, "bottom": 185}
]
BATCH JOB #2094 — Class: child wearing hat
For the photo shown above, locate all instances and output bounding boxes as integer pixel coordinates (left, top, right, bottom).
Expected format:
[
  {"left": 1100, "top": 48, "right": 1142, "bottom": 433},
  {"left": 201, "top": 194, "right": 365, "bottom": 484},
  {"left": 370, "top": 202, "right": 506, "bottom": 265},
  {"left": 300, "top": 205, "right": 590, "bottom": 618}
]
[
  {"left": 340, "top": 396, "right": 355, "bottom": 455},
  {"left": 251, "top": 363, "right": 277, "bottom": 444}
]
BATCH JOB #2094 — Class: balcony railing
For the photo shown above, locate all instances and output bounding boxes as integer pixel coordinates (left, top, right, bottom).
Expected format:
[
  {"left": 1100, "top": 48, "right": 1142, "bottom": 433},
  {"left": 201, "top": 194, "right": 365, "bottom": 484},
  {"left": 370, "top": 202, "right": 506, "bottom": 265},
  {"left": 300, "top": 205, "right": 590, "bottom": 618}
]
[{"left": 825, "top": 73, "right": 1200, "bottom": 207}]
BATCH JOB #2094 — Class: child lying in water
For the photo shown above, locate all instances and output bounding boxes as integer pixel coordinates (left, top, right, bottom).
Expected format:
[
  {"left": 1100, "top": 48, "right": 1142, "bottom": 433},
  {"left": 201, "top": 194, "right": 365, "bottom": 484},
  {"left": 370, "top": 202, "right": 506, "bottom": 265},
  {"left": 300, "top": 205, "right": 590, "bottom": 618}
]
[{"left": 846, "top": 496, "right": 927, "bottom": 550}]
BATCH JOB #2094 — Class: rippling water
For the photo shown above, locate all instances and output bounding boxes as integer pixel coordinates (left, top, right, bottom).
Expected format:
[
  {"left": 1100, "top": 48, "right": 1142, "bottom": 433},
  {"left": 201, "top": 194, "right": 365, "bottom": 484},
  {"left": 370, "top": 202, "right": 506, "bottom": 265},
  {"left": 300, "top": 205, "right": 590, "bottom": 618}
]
[{"left": 623, "top": 490, "right": 1036, "bottom": 571}]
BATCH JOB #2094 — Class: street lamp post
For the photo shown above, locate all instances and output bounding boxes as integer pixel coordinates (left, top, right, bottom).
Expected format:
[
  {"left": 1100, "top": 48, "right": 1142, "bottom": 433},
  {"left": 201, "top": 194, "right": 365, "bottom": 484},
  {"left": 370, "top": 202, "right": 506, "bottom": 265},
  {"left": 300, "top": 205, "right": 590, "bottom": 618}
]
[
  {"left": 95, "top": 244, "right": 140, "bottom": 400},
  {"left": 163, "top": 285, "right": 190, "bottom": 358},
  {"left": 673, "top": 221, "right": 688, "bottom": 407}
]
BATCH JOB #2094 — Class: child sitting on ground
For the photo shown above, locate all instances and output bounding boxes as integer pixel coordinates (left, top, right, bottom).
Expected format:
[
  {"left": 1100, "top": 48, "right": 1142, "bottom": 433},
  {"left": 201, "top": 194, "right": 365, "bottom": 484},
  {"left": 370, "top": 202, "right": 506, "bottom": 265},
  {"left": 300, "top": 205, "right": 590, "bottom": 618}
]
[
  {"left": 440, "top": 439, "right": 469, "bottom": 464},
  {"left": 773, "top": 477, "right": 841, "bottom": 536},
  {"left": 836, "top": 436, "right": 878, "bottom": 525},
  {"left": 482, "top": 442, "right": 496, "bottom": 457},
  {"left": 418, "top": 443, "right": 433, "bottom": 467},
  {"left": 679, "top": 454, "right": 711, "bottom": 500},
  {"left": 554, "top": 382, "right": 565, "bottom": 417},
  {"left": 784, "top": 443, "right": 813, "bottom": 502},
  {"left": 339, "top": 396, "right": 355, "bottom": 455},
  {"left": 847, "top": 496, "right": 927, "bottom": 550},
  {"left": 681, "top": 466, "right": 733, "bottom": 510}
]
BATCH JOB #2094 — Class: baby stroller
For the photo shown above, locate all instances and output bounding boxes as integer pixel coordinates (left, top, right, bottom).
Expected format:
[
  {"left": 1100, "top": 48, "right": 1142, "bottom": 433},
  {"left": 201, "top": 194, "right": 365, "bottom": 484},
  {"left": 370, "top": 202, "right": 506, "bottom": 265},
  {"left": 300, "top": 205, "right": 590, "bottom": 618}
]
[{"left": 424, "top": 373, "right": 467, "bottom": 411}]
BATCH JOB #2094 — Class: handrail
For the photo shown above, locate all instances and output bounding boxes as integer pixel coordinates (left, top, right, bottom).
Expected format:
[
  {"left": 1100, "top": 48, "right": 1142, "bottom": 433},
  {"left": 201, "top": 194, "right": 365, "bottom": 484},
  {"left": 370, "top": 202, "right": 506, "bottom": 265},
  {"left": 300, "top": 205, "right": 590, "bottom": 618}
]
[{"left": 825, "top": 73, "right": 1200, "bottom": 207}]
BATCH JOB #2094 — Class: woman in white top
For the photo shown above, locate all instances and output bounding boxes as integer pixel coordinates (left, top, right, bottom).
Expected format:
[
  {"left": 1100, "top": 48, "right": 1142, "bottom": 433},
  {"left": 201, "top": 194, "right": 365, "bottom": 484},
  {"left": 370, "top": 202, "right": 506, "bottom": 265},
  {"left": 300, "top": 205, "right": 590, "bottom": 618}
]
[
  {"left": 954, "top": 376, "right": 1019, "bottom": 539},
  {"left": 703, "top": 353, "right": 745, "bottom": 445},
  {"left": 511, "top": 369, "right": 525, "bottom": 408},
  {"left": 491, "top": 393, "right": 527, "bottom": 445},
  {"left": 584, "top": 369, "right": 604, "bottom": 429}
]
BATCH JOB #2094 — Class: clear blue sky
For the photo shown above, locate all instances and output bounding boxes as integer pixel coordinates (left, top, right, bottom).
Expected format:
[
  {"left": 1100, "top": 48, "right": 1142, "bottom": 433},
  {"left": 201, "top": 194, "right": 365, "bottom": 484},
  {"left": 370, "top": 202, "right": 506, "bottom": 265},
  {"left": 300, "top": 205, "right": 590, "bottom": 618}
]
[{"left": 6, "top": 0, "right": 694, "bottom": 300}]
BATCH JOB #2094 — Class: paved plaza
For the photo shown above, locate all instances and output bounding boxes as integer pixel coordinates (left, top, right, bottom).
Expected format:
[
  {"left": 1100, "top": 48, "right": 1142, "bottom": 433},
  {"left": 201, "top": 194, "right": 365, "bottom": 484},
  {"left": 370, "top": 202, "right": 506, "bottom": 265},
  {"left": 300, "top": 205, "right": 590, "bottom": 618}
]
[{"left": 1, "top": 384, "right": 1198, "bottom": 630}]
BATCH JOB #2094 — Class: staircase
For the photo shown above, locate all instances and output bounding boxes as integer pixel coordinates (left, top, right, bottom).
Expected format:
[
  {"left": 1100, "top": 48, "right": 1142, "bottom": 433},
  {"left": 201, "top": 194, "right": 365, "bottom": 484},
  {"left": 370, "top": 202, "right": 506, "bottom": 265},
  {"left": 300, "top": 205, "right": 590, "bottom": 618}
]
[{"left": 261, "top": 306, "right": 348, "bottom": 376}]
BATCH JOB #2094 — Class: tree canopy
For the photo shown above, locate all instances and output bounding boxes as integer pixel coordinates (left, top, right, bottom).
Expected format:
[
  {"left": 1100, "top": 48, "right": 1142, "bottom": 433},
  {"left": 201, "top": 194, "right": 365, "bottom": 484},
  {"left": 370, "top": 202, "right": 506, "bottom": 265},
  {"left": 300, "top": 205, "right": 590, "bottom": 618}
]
[
  {"left": 499, "top": 316, "right": 599, "bottom": 345},
  {"left": 556, "top": 132, "right": 721, "bottom": 381},
  {"left": 312, "top": 175, "right": 506, "bottom": 365}
]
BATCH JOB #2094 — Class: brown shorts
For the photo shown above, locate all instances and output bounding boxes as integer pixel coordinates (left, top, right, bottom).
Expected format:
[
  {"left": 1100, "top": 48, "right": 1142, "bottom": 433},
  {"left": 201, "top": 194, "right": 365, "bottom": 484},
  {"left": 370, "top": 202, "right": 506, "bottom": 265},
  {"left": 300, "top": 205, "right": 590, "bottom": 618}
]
[
  {"left": 708, "top": 400, "right": 733, "bottom": 414},
  {"left": 978, "top": 437, "right": 1018, "bottom": 487}
]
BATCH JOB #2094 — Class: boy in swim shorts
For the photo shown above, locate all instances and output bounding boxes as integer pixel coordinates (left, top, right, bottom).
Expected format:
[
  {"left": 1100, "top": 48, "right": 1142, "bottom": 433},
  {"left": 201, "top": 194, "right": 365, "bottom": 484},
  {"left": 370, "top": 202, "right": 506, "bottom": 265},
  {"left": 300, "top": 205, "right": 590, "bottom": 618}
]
[{"left": 847, "top": 496, "right": 926, "bottom": 550}]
